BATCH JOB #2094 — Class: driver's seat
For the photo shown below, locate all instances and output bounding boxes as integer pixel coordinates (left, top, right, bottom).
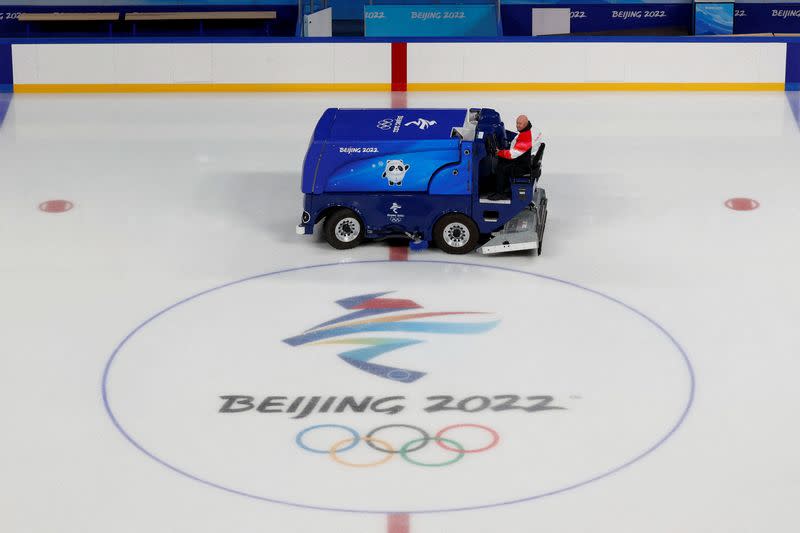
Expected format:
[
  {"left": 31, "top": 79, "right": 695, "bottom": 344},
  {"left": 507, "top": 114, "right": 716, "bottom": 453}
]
[{"left": 523, "top": 143, "right": 545, "bottom": 182}]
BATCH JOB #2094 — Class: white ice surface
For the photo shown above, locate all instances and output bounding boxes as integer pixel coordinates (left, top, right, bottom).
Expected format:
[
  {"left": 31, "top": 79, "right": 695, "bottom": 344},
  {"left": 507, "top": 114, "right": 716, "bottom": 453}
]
[{"left": 1, "top": 91, "right": 799, "bottom": 533}]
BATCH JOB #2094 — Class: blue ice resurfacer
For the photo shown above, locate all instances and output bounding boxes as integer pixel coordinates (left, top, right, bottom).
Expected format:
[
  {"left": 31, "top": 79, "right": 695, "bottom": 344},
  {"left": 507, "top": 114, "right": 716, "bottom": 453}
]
[{"left": 296, "top": 108, "right": 547, "bottom": 255}]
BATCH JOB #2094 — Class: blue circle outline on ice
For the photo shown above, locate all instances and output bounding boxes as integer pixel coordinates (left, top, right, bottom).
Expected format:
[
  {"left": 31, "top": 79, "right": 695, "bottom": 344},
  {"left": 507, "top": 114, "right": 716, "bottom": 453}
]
[
  {"left": 101, "top": 260, "right": 696, "bottom": 515},
  {"left": 296, "top": 424, "right": 361, "bottom": 454}
]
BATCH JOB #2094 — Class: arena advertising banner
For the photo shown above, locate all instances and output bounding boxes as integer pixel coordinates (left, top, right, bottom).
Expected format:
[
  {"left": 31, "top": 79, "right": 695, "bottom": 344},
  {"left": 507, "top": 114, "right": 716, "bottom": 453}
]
[
  {"left": 694, "top": 2, "right": 733, "bottom": 35},
  {"left": 0, "top": 0, "right": 295, "bottom": 4},
  {"left": 733, "top": 2, "right": 800, "bottom": 33},
  {"left": 0, "top": 0, "right": 297, "bottom": 36},
  {"left": 502, "top": 0, "right": 800, "bottom": 34},
  {"left": 501, "top": 1, "right": 693, "bottom": 35},
  {"left": 364, "top": 5, "right": 498, "bottom": 37}
]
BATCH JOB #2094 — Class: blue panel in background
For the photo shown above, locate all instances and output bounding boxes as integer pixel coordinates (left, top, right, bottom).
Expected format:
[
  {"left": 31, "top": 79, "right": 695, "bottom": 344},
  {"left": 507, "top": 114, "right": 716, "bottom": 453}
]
[
  {"left": 0, "top": 0, "right": 296, "bottom": 4},
  {"left": 502, "top": 0, "right": 692, "bottom": 3},
  {"left": 364, "top": 5, "right": 498, "bottom": 37},
  {"left": 0, "top": 43, "right": 11, "bottom": 91},
  {"left": 326, "top": 0, "right": 364, "bottom": 19},
  {"left": 787, "top": 42, "right": 800, "bottom": 91},
  {"left": 734, "top": 3, "right": 800, "bottom": 33},
  {"left": 502, "top": 3, "right": 692, "bottom": 34},
  {"left": 695, "top": 2, "right": 733, "bottom": 35},
  {"left": 0, "top": 4, "right": 299, "bottom": 37}
]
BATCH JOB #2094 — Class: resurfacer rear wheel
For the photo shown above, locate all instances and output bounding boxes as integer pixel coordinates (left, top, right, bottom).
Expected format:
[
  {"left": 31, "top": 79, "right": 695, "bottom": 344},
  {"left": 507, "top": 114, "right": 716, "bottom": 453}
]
[{"left": 324, "top": 208, "right": 365, "bottom": 250}]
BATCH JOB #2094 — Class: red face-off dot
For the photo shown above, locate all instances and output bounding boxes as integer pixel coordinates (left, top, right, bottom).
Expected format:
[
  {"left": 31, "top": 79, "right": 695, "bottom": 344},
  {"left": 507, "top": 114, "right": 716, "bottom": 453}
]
[
  {"left": 725, "top": 198, "right": 759, "bottom": 211},
  {"left": 39, "top": 200, "right": 74, "bottom": 213}
]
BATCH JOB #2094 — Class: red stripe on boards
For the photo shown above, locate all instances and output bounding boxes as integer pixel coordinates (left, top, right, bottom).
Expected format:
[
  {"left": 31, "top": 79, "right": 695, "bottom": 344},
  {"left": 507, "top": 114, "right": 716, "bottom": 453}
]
[{"left": 391, "top": 42, "right": 408, "bottom": 92}]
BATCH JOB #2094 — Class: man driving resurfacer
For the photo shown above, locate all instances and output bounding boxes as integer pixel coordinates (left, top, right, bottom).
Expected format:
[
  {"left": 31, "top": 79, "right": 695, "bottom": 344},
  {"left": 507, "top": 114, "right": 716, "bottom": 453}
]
[{"left": 488, "top": 114, "right": 543, "bottom": 201}]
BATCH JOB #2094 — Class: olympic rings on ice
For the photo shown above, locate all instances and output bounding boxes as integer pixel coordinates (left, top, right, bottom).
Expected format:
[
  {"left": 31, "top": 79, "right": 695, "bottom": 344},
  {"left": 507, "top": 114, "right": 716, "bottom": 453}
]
[
  {"left": 400, "top": 437, "right": 465, "bottom": 467},
  {"left": 436, "top": 423, "right": 500, "bottom": 453},
  {"left": 330, "top": 437, "right": 396, "bottom": 468},
  {"left": 295, "top": 423, "right": 500, "bottom": 468}
]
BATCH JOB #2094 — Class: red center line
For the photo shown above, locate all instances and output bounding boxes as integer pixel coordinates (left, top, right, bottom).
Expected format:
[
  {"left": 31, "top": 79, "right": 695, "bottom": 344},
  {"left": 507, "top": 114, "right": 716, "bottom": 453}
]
[
  {"left": 389, "top": 245, "right": 409, "bottom": 261},
  {"left": 387, "top": 513, "right": 410, "bottom": 533},
  {"left": 388, "top": 43, "right": 408, "bottom": 261}
]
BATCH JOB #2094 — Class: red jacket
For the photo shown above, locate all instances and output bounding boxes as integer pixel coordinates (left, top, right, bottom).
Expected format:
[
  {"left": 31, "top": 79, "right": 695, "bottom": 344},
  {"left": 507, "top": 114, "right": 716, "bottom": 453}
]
[{"left": 497, "top": 124, "right": 542, "bottom": 160}]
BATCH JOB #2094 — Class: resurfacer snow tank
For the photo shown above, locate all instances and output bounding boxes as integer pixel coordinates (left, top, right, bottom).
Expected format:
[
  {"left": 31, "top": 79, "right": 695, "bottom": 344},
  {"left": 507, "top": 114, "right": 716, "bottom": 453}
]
[{"left": 296, "top": 107, "right": 547, "bottom": 255}]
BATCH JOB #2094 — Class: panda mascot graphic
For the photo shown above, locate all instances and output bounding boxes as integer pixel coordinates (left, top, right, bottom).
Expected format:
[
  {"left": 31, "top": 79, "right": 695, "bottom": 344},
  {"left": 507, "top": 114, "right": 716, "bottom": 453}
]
[{"left": 382, "top": 160, "right": 410, "bottom": 186}]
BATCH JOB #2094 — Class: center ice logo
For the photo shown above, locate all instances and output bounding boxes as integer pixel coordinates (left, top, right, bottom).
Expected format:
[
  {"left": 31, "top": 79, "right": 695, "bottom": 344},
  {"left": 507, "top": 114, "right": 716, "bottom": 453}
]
[
  {"left": 282, "top": 292, "right": 500, "bottom": 383},
  {"left": 104, "top": 262, "right": 694, "bottom": 514}
]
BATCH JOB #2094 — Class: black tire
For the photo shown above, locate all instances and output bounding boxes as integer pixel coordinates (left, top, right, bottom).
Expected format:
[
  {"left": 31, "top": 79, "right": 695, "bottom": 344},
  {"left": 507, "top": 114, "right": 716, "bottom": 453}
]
[
  {"left": 433, "top": 213, "right": 479, "bottom": 255},
  {"left": 323, "top": 208, "right": 365, "bottom": 250}
]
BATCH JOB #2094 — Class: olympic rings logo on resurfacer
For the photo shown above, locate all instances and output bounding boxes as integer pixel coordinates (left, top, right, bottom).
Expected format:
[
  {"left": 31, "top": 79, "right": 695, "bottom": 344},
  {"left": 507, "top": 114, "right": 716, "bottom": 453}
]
[{"left": 295, "top": 423, "right": 500, "bottom": 468}]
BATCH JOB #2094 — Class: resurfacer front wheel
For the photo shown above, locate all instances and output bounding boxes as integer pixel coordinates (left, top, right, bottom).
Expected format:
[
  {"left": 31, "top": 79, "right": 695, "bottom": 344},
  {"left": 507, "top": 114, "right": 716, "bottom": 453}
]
[{"left": 434, "top": 213, "right": 479, "bottom": 254}]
